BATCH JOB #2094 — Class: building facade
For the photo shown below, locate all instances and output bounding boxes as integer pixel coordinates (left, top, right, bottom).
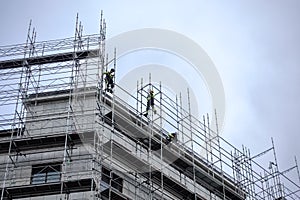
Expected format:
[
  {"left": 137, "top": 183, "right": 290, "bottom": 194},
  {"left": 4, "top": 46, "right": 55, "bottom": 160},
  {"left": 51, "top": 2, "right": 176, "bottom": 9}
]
[{"left": 0, "top": 14, "right": 299, "bottom": 200}]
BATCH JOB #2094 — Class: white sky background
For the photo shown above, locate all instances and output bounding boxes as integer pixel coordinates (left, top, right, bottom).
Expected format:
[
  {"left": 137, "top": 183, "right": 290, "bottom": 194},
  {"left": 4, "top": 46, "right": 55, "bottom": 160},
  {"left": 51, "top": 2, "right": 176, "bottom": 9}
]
[{"left": 1, "top": 0, "right": 300, "bottom": 182}]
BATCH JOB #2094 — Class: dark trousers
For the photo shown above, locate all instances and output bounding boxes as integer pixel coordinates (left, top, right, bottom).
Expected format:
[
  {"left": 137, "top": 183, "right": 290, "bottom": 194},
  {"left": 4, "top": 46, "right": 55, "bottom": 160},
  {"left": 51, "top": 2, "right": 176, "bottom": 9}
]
[
  {"left": 105, "top": 78, "right": 114, "bottom": 89},
  {"left": 146, "top": 99, "right": 154, "bottom": 112}
]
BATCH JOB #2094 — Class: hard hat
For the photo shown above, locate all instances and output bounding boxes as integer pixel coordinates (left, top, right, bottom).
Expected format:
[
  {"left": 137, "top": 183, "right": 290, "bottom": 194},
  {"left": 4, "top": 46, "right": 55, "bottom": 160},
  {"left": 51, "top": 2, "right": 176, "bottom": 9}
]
[{"left": 110, "top": 69, "right": 115, "bottom": 72}]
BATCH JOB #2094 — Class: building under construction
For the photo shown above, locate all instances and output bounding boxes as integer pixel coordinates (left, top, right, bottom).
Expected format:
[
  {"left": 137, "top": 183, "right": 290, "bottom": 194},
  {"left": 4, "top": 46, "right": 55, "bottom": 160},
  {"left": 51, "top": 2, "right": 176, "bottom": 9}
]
[{"left": 0, "top": 13, "right": 300, "bottom": 200}]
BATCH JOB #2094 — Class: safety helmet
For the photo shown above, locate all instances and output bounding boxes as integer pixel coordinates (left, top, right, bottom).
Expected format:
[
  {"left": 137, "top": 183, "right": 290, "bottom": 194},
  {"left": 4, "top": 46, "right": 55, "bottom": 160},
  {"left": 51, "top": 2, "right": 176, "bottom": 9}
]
[{"left": 110, "top": 69, "right": 115, "bottom": 72}]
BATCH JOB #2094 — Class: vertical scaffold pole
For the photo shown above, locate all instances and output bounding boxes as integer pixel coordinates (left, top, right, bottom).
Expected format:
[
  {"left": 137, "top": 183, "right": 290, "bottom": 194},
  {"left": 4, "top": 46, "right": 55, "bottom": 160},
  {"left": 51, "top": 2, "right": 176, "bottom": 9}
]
[
  {"left": 248, "top": 148, "right": 256, "bottom": 198},
  {"left": 295, "top": 157, "right": 300, "bottom": 186},
  {"left": 271, "top": 138, "right": 283, "bottom": 198},
  {"left": 203, "top": 115, "right": 208, "bottom": 163},
  {"left": 179, "top": 93, "right": 184, "bottom": 144},
  {"left": 207, "top": 114, "right": 213, "bottom": 165},
  {"left": 187, "top": 88, "right": 196, "bottom": 199},
  {"left": 61, "top": 13, "right": 83, "bottom": 199},
  {"left": 148, "top": 73, "right": 153, "bottom": 200},
  {"left": 109, "top": 47, "right": 117, "bottom": 200},
  {"left": 159, "top": 81, "right": 164, "bottom": 199},
  {"left": 214, "top": 110, "right": 226, "bottom": 199},
  {"left": 137, "top": 80, "right": 139, "bottom": 119},
  {"left": 175, "top": 95, "right": 179, "bottom": 141},
  {"left": 95, "top": 10, "right": 106, "bottom": 199},
  {"left": 140, "top": 78, "right": 143, "bottom": 118}
]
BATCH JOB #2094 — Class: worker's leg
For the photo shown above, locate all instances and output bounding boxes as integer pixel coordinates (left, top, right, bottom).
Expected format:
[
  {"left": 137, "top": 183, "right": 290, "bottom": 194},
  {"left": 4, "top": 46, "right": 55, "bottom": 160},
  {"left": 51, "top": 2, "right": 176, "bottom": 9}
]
[
  {"left": 151, "top": 104, "right": 156, "bottom": 114},
  {"left": 165, "top": 136, "right": 171, "bottom": 145},
  {"left": 104, "top": 78, "right": 113, "bottom": 93},
  {"left": 104, "top": 78, "right": 109, "bottom": 91},
  {"left": 144, "top": 101, "right": 150, "bottom": 117},
  {"left": 109, "top": 80, "right": 114, "bottom": 89}
]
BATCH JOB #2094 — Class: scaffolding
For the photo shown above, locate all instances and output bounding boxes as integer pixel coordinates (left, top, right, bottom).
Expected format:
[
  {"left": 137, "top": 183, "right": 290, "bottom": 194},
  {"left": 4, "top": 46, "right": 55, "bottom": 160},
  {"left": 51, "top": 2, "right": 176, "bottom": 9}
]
[{"left": 0, "top": 12, "right": 300, "bottom": 200}]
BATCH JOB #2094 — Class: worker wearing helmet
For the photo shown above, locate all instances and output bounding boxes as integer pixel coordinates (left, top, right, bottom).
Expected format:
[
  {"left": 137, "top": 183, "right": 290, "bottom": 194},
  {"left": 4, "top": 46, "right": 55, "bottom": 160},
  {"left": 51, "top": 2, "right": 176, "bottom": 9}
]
[
  {"left": 144, "top": 90, "right": 156, "bottom": 117},
  {"left": 104, "top": 68, "right": 115, "bottom": 93}
]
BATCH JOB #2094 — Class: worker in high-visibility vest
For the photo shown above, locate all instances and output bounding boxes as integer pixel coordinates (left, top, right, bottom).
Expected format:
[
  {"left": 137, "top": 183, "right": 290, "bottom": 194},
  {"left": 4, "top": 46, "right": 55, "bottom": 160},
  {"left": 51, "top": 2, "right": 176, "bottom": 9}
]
[
  {"left": 104, "top": 68, "right": 115, "bottom": 93},
  {"left": 166, "top": 132, "right": 177, "bottom": 144},
  {"left": 144, "top": 90, "right": 156, "bottom": 117}
]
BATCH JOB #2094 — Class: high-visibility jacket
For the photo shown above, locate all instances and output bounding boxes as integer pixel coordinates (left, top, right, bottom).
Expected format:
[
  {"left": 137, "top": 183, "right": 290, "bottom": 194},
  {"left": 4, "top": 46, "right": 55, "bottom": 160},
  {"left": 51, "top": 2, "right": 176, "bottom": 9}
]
[
  {"left": 168, "top": 133, "right": 175, "bottom": 138},
  {"left": 147, "top": 93, "right": 154, "bottom": 100},
  {"left": 147, "top": 92, "right": 155, "bottom": 106},
  {"left": 104, "top": 71, "right": 114, "bottom": 79}
]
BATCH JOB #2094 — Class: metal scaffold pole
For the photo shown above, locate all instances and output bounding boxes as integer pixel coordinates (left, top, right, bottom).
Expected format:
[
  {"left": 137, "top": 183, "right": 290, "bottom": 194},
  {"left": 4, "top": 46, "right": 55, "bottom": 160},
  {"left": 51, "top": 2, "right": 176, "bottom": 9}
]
[
  {"left": 148, "top": 73, "right": 153, "bottom": 200},
  {"left": 108, "top": 47, "right": 117, "bottom": 200},
  {"left": 95, "top": 10, "right": 106, "bottom": 199},
  {"left": 159, "top": 81, "right": 164, "bottom": 199},
  {"left": 179, "top": 93, "right": 184, "bottom": 145},
  {"left": 296, "top": 157, "right": 300, "bottom": 186},
  {"left": 187, "top": 88, "right": 196, "bottom": 200},
  {"left": 271, "top": 137, "right": 283, "bottom": 198},
  {"left": 60, "top": 13, "right": 83, "bottom": 199}
]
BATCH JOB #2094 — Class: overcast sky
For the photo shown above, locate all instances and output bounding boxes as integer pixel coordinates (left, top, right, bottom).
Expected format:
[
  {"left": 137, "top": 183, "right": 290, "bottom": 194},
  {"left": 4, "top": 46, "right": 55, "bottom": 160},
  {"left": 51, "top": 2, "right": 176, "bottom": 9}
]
[{"left": 1, "top": 0, "right": 300, "bottom": 184}]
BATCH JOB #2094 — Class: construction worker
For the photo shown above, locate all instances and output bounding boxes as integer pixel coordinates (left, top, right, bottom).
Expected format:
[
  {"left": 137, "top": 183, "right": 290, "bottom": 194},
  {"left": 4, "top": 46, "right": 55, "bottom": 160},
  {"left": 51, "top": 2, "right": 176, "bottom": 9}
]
[
  {"left": 144, "top": 90, "right": 156, "bottom": 117},
  {"left": 165, "top": 132, "right": 177, "bottom": 144},
  {"left": 103, "top": 68, "right": 115, "bottom": 93}
]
